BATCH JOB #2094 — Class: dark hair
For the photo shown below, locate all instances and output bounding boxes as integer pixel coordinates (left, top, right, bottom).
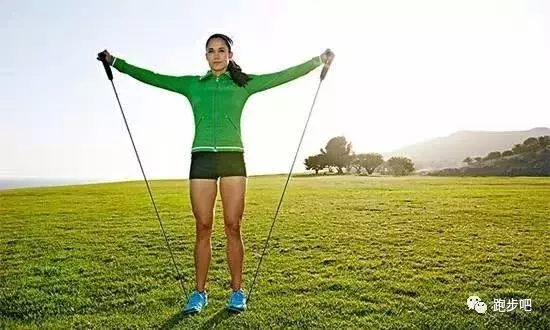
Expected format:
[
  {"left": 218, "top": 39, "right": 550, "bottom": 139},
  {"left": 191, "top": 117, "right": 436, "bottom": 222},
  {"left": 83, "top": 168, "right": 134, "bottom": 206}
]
[{"left": 205, "top": 33, "right": 250, "bottom": 87}]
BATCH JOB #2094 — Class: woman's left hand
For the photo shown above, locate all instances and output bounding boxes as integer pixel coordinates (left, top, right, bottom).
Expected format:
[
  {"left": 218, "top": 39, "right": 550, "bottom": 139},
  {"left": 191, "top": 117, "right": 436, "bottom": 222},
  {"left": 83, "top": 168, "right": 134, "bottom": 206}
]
[{"left": 320, "top": 48, "right": 334, "bottom": 64}]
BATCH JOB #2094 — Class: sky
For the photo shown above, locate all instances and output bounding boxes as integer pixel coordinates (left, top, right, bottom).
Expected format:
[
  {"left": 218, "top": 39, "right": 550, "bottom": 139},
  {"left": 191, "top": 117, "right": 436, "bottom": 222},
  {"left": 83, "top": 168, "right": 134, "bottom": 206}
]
[{"left": 1, "top": 0, "right": 549, "bottom": 181}]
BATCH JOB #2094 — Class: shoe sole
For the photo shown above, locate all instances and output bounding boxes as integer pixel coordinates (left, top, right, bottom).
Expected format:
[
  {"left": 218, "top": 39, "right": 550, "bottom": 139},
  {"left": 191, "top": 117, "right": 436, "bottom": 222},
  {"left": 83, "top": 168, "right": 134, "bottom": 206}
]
[
  {"left": 183, "top": 303, "right": 207, "bottom": 315},
  {"left": 227, "top": 306, "right": 246, "bottom": 313}
]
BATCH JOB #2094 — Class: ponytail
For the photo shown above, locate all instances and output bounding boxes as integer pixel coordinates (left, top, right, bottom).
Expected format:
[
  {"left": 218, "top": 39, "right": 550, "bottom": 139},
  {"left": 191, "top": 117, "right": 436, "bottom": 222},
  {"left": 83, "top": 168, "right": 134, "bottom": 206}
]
[
  {"left": 206, "top": 33, "right": 251, "bottom": 87},
  {"left": 227, "top": 59, "right": 250, "bottom": 87}
]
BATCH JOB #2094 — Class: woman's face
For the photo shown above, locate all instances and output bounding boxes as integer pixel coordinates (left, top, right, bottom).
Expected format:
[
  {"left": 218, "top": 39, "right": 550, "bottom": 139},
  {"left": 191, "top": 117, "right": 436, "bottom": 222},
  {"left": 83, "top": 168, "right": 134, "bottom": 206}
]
[{"left": 205, "top": 38, "right": 233, "bottom": 73}]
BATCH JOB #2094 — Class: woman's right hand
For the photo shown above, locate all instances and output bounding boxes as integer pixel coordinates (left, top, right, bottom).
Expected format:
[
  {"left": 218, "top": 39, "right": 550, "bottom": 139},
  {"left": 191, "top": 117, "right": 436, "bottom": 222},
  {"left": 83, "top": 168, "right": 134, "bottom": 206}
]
[{"left": 97, "top": 49, "right": 114, "bottom": 65}]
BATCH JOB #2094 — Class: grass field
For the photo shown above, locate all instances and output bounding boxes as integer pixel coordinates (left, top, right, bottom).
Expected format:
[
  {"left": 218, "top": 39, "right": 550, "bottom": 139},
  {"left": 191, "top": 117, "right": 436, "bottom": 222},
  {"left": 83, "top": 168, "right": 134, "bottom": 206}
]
[{"left": 1, "top": 175, "right": 549, "bottom": 329}]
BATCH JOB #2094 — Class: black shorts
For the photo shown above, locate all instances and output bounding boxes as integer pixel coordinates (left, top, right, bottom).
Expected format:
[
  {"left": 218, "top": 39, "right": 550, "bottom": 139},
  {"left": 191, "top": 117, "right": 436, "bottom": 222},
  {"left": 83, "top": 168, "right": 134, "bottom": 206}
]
[{"left": 189, "top": 152, "right": 247, "bottom": 179}]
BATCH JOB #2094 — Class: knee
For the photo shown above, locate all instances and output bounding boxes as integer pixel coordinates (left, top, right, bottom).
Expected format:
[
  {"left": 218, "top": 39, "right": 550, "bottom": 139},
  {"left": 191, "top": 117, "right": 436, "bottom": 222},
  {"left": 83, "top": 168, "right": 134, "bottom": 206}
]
[
  {"left": 196, "top": 221, "right": 213, "bottom": 238},
  {"left": 224, "top": 220, "right": 241, "bottom": 237}
]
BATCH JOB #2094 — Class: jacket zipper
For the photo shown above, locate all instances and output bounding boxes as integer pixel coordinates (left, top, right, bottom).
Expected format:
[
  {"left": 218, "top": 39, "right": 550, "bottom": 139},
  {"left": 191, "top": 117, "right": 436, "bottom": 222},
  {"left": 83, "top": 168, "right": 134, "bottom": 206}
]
[{"left": 213, "top": 76, "right": 220, "bottom": 151}]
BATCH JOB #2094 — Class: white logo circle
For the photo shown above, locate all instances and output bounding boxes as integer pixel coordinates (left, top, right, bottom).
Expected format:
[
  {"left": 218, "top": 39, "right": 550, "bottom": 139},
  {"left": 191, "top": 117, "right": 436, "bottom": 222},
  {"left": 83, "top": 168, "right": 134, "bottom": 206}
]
[
  {"left": 474, "top": 301, "right": 487, "bottom": 314},
  {"left": 467, "top": 296, "right": 481, "bottom": 310}
]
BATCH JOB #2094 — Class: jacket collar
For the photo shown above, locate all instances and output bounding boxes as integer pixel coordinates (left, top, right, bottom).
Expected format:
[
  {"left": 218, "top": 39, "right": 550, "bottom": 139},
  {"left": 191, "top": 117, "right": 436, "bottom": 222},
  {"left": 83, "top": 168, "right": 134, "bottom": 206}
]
[{"left": 199, "top": 70, "right": 231, "bottom": 81}]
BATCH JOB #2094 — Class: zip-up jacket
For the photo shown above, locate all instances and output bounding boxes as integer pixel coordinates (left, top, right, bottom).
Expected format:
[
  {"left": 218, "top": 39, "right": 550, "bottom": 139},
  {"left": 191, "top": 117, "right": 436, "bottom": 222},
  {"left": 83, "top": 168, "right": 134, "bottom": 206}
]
[{"left": 111, "top": 55, "right": 323, "bottom": 152}]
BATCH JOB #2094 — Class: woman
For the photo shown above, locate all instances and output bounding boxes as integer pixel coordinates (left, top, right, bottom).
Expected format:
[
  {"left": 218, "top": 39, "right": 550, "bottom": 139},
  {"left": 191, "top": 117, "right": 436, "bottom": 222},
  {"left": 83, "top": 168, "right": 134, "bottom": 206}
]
[{"left": 99, "top": 33, "right": 333, "bottom": 313}]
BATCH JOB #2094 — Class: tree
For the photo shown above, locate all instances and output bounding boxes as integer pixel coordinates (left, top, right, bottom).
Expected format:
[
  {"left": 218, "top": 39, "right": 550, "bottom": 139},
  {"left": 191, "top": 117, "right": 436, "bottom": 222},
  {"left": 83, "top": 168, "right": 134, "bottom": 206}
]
[
  {"left": 502, "top": 150, "right": 513, "bottom": 157},
  {"left": 304, "top": 154, "right": 326, "bottom": 175},
  {"left": 512, "top": 143, "right": 526, "bottom": 154},
  {"left": 510, "top": 136, "right": 550, "bottom": 154},
  {"left": 463, "top": 157, "right": 473, "bottom": 165},
  {"left": 356, "top": 153, "right": 384, "bottom": 175},
  {"left": 386, "top": 157, "right": 415, "bottom": 176},
  {"left": 350, "top": 153, "right": 363, "bottom": 174},
  {"left": 485, "top": 151, "right": 501, "bottom": 160},
  {"left": 523, "top": 137, "right": 539, "bottom": 152},
  {"left": 538, "top": 136, "right": 550, "bottom": 149},
  {"left": 320, "top": 136, "right": 353, "bottom": 174}
]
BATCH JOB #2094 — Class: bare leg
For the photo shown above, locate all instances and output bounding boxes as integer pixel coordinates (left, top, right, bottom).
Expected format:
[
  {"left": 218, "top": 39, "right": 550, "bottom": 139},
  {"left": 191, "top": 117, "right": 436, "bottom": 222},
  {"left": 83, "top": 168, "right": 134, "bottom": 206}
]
[
  {"left": 219, "top": 176, "right": 247, "bottom": 290},
  {"left": 190, "top": 179, "right": 217, "bottom": 292}
]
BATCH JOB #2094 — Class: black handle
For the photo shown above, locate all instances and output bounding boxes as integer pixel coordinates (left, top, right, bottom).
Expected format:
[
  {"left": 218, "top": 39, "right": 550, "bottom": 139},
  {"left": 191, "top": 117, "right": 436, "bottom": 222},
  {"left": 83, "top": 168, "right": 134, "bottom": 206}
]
[
  {"left": 320, "top": 50, "right": 335, "bottom": 81},
  {"left": 97, "top": 50, "right": 113, "bottom": 81}
]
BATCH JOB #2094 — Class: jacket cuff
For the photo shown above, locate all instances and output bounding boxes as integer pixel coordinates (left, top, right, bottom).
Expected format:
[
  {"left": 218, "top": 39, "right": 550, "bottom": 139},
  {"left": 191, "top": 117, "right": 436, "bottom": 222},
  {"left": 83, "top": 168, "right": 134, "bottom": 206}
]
[{"left": 314, "top": 55, "right": 323, "bottom": 65}]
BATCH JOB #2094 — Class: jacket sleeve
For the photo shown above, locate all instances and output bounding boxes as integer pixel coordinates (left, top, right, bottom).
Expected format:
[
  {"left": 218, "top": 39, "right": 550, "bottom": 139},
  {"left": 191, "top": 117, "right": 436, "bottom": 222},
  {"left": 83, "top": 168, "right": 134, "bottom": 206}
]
[
  {"left": 112, "top": 57, "right": 193, "bottom": 97},
  {"left": 245, "top": 56, "right": 323, "bottom": 95}
]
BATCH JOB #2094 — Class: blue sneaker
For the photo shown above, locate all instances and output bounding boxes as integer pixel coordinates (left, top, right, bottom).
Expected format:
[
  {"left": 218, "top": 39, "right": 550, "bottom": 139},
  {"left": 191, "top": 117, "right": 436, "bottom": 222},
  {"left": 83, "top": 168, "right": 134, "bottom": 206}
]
[
  {"left": 183, "top": 290, "right": 207, "bottom": 314},
  {"left": 227, "top": 289, "right": 247, "bottom": 313}
]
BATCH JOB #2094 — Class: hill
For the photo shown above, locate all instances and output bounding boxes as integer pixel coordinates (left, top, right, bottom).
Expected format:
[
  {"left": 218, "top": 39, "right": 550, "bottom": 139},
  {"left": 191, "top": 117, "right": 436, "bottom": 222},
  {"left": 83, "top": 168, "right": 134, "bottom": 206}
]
[
  {"left": 387, "top": 127, "right": 550, "bottom": 170},
  {"left": 431, "top": 150, "right": 550, "bottom": 176}
]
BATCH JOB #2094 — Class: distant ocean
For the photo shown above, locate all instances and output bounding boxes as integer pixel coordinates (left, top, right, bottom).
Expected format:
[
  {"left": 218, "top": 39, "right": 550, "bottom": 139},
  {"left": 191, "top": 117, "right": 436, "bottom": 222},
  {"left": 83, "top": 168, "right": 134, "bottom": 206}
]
[{"left": 0, "top": 178, "right": 110, "bottom": 190}]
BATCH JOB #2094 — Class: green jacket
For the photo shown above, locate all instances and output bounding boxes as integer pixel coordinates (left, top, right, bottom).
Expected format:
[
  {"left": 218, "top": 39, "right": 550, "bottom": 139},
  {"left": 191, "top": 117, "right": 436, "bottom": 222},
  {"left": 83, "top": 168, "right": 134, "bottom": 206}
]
[{"left": 112, "top": 56, "right": 323, "bottom": 152}]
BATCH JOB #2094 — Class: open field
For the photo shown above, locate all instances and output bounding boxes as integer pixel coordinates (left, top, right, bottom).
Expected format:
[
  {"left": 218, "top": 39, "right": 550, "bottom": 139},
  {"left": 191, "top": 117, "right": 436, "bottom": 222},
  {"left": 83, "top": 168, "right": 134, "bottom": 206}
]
[{"left": 1, "top": 176, "right": 549, "bottom": 329}]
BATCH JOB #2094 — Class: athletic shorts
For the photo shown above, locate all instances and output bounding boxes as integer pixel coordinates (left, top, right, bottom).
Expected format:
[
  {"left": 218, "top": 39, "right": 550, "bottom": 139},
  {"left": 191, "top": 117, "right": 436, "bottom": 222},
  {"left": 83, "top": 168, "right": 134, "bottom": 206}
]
[{"left": 189, "top": 151, "right": 247, "bottom": 179}]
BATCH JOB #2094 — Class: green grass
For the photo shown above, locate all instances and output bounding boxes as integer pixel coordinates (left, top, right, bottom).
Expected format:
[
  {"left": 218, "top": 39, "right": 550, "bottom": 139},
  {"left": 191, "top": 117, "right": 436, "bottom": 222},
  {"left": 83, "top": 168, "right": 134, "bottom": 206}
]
[{"left": 1, "top": 176, "right": 549, "bottom": 329}]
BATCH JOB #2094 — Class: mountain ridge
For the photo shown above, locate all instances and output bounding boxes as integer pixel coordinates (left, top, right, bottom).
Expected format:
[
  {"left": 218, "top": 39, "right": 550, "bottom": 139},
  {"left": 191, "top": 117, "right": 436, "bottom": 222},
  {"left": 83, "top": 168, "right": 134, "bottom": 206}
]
[{"left": 386, "top": 127, "right": 550, "bottom": 170}]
